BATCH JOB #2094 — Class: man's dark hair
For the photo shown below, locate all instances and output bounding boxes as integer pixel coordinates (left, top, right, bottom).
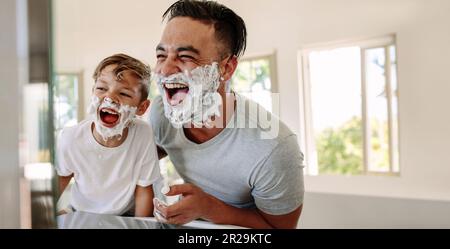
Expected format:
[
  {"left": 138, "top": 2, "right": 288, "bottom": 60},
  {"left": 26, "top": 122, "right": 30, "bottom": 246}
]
[{"left": 163, "top": 0, "right": 247, "bottom": 58}]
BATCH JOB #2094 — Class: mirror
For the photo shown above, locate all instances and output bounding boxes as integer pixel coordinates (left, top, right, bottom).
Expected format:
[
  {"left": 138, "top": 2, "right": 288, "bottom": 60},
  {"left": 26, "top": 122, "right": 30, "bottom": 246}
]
[{"left": 42, "top": 0, "right": 450, "bottom": 229}]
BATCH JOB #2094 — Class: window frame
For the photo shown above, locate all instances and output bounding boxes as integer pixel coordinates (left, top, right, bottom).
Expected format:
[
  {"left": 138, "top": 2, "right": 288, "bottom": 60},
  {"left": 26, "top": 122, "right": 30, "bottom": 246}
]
[
  {"left": 298, "top": 35, "right": 400, "bottom": 176},
  {"left": 234, "top": 52, "right": 279, "bottom": 111}
]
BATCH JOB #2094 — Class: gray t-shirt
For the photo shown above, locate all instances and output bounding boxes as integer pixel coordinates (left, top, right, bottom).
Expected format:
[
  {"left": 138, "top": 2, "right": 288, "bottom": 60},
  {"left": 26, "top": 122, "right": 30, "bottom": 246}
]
[{"left": 149, "top": 94, "right": 305, "bottom": 215}]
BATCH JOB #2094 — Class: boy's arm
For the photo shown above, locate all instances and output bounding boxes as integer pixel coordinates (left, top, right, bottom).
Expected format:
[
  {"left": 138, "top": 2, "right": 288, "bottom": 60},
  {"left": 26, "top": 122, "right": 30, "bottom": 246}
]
[
  {"left": 58, "top": 174, "right": 73, "bottom": 198},
  {"left": 134, "top": 185, "right": 155, "bottom": 217}
]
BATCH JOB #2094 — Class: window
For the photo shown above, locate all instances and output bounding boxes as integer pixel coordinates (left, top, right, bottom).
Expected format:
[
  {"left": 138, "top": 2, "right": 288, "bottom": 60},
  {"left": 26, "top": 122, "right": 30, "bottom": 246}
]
[
  {"left": 232, "top": 54, "right": 277, "bottom": 112},
  {"left": 53, "top": 73, "right": 81, "bottom": 133},
  {"left": 299, "top": 35, "right": 399, "bottom": 176}
]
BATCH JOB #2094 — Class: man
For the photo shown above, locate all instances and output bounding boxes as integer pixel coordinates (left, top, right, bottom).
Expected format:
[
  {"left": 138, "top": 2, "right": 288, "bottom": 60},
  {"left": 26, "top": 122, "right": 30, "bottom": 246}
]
[{"left": 150, "top": 0, "right": 304, "bottom": 228}]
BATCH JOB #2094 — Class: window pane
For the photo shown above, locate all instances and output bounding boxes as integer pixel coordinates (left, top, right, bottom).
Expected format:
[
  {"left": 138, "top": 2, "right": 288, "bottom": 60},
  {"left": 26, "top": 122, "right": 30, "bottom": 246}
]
[
  {"left": 233, "top": 58, "right": 272, "bottom": 112},
  {"left": 365, "top": 48, "right": 389, "bottom": 172},
  {"left": 23, "top": 83, "right": 51, "bottom": 163},
  {"left": 53, "top": 75, "right": 78, "bottom": 131},
  {"left": 309, "top": 47, "right": 363, "bottom": 175},
  {"left": 390, "top": 45, "right": 400, "bottom": 173}
]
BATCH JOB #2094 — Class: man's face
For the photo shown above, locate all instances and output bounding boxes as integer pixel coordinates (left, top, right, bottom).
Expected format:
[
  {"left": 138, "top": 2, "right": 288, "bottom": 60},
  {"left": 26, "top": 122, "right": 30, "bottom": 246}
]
[
  {"left": 93, "top": 64, "right": 146, "bottom": 128},
  {"left": 155, "top": 17, "right": 225, "bottom": 107}
]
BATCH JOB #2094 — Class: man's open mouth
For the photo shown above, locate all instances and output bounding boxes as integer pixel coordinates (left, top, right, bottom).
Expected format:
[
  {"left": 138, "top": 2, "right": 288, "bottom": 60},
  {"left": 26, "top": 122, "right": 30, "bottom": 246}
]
[
  {"left": 99, "top": 108, "right": 120, "bottom": 127},
  {"left": 164, "top": 83, "right": 189, "bottom": 106}
]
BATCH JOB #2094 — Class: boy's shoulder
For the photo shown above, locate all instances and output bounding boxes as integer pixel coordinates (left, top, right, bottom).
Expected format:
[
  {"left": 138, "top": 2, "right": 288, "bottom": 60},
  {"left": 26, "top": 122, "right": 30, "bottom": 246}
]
[
  {"left": 57, "top": 119, "right": 92, "bottom": 153},
  {"left": 133, "top": 118, "right": 153, "bottom": 134},
  {"left": 132, "top": 118, "right": 156, "bottom": 141},
  {"left": 59, "top": 119, "right": 92, "bottom": 140}
]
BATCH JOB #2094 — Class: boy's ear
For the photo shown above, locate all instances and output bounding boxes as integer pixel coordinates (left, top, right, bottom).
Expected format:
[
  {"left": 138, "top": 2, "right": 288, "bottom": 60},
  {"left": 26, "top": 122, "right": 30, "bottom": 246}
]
[{"left": 136, "top": 99, "right": 150, "bottom": 116}]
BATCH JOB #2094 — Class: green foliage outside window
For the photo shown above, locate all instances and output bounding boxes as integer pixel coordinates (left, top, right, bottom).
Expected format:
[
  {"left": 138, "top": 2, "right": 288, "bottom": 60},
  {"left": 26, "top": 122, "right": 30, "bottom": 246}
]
[{"left": 316, "top": 116, "right": 389, "bottom": 175}]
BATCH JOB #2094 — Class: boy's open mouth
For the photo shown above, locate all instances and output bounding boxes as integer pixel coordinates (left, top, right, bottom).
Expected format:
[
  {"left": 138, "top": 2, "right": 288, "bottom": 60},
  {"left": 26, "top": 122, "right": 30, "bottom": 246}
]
[
  {"left": 99, "top": 108, "right": 120, "bottom": 127},
  {"left": 164, "top": 83, "right": 189, "bottom": 106}
]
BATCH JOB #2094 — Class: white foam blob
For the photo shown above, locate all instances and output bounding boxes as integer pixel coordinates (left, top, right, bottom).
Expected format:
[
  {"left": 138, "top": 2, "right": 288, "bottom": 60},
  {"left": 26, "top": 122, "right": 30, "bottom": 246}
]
[
  {"left": 87, "top": 96, "right": 137, "bottom": 142},
  {"left": 154, "top": 62, "right": 222, "bottom": 128}
]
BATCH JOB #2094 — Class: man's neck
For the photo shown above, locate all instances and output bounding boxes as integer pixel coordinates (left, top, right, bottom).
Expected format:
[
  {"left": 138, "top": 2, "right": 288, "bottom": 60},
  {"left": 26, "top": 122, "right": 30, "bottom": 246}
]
[
  {"left": 183, "top": 92, "right": 236, "bottom": 144},
  {"left": 91, "top": 123, "right": 129, "bottom": 148}
]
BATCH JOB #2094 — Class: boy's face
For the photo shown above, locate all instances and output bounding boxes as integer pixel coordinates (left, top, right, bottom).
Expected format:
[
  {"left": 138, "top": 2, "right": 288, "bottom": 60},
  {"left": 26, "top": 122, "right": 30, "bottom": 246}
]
[{"left": 93, "top": 64, "right": 149, "bottom": 128}]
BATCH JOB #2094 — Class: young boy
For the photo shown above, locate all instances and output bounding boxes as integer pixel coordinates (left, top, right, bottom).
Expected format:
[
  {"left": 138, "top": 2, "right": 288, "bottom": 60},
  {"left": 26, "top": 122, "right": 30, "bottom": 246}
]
[{"left": 56, "top": 54, "right": 161, "bottom": 217}]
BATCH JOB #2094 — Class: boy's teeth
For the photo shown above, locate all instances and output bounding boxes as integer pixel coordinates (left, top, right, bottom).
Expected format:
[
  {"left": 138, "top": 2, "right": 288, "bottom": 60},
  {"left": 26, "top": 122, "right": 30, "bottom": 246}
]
[{"left": 103, "top": 109, "right": 117, "bottom": 114}]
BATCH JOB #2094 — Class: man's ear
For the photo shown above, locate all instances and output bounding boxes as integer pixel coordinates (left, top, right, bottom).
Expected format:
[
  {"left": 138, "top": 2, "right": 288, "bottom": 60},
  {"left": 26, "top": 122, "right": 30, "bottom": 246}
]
[
  {"left": 220, "top": 55, "right": 238, "bottom": 82},
  {"left": 136, "top": 99, "right": 150, "bottom": 116}
]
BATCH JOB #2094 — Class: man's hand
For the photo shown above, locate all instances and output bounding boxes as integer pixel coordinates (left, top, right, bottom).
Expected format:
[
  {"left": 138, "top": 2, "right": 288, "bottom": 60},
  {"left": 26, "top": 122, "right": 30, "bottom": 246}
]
[
  {"left": 153, "top": 183, "right": 302, "bottom": 228},
  {"left": 153, "top": 183, "right": 215, "bottom": 225}
]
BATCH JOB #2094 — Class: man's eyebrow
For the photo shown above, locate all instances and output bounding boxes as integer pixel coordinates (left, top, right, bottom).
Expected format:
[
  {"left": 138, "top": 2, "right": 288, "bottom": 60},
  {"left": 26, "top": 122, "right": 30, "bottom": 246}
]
[
  {"left": 177, "top": 46, "right": 200, "bottom": 55},
  {"left": 156, "top": 44, "right": 166, "bottom": 52},
  {"left": 156, "top": 44, "right": 200, "bottom": 55}
]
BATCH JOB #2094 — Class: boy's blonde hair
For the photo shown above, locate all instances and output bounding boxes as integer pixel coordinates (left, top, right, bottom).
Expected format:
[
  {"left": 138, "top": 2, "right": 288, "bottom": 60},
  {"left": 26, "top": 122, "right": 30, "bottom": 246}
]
[{"left": 93, "top": 53, "right": 151, "bottom": 101}]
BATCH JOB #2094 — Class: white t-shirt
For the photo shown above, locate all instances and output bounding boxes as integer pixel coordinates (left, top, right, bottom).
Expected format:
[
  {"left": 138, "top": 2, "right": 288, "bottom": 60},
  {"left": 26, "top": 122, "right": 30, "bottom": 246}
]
[{"left": 55, "top": 118, "right": 161, "bottom": 215}]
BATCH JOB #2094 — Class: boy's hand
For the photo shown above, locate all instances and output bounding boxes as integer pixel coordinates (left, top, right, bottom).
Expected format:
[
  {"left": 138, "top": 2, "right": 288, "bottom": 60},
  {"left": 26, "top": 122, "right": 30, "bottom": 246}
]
[
  {"left": 153, "top": 183, "right": 217, "bottom": 225},
  {"left": 56, "top": 209, "right": 67, "bottom": 216}
]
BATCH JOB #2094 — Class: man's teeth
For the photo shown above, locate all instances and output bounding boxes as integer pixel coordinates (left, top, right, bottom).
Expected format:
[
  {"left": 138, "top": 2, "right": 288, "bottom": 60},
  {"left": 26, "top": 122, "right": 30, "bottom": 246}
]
[
  {"left": 164, "top": 83, "right": 188, "bottom": 89},
  {"left": 102, "top": 109, "right": 118, "bottom": 114}
]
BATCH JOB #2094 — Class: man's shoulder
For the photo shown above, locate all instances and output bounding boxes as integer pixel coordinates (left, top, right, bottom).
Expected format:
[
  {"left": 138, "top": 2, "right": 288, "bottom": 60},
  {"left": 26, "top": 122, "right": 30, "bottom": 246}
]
[
  {"left": 149, "top": 95, "right": 166, "bottom": 124},
  {"left": 149, "top": 95, "right": 164, "bottom": 118},
  {"left": 234, "top": 94, "right": 295, "bottom": 143},
  {"left": 149, "top": 95, "right": 172, "bottom": 144}
]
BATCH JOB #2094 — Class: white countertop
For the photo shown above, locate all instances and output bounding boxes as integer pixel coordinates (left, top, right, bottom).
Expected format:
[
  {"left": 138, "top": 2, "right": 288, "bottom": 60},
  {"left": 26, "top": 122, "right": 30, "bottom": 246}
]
[{"left": 57, "top": 211, "right": 246, "bottom": 229}]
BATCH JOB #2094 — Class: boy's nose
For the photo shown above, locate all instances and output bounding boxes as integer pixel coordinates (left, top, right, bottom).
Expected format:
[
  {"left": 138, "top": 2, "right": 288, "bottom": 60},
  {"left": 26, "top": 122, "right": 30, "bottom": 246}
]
[
  {"left": 104, "top": 97, "right": 114, "bottom": 104},
  {"left": 103, "top": 95, "right": 119, "bottom": 105}
]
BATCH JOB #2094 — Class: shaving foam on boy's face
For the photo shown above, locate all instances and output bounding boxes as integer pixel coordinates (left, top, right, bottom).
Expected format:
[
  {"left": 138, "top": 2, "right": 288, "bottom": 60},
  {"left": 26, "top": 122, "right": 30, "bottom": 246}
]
[
  {"left": 87, "top": 96, "right": 137, "bottom": 141},
  {"left": 154, "top": 62, "right": 223, "bottom": 128}
]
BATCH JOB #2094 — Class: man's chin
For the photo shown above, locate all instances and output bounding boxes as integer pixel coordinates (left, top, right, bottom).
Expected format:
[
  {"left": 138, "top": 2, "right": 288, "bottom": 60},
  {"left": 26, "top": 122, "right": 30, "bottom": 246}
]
[
  {"left": 166, "top": 97, "right": 186, "bottom": 107},
  {"left": 99, "top": 120, "right": 119, "bottom": 129}
]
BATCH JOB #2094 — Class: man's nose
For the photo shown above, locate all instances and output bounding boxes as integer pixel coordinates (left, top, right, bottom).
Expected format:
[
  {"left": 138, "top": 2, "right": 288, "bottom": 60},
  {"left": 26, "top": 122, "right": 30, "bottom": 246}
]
[{"left": 158, "top": 58, "right": 181, "bottom": 76}]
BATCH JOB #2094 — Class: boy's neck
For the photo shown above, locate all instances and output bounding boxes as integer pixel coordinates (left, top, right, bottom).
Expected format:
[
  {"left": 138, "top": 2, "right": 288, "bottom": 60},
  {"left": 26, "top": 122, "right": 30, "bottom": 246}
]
[{"left": 91, "top": 123, "right": 129, "bottom": 148}]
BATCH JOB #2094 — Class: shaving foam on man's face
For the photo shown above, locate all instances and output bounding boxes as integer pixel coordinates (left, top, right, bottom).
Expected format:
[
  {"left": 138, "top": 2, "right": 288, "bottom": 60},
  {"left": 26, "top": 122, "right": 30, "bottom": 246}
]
[
  {"left": 87, "top": 96, "right": 137, "bottom": 141},
  {"left": 154, "top": 62, "right": 223, "bottom": 128}
]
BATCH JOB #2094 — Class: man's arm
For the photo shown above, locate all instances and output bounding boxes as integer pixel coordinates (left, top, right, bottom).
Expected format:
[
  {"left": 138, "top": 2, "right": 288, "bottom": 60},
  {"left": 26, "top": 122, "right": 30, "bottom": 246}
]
[
  {"left": 154, "top": 183, "right": 302, "bottom": 228},
  {"left": 204, "top": 193, "right": 302, "bottom": 228},
  {"left": 134, "top": 185, "right": 155, "bottom": 217},
  {"left": 58, "top": 174, "right": 73, "bottom": 199},
  {"left": 258, "top": 205, "right": 303, "bottom": 229}
]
